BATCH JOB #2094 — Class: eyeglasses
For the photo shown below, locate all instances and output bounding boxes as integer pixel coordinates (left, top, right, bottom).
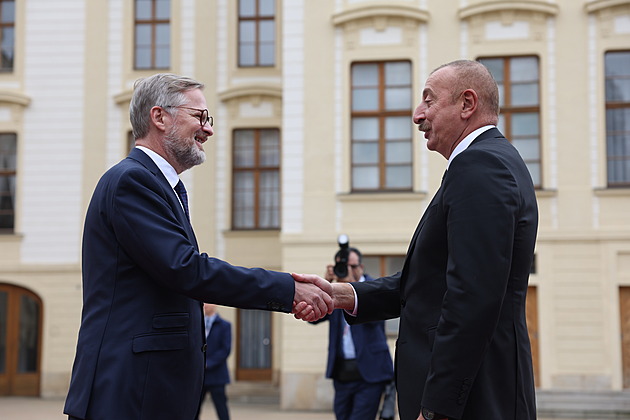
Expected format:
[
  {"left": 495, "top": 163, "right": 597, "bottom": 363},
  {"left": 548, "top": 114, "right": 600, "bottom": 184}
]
[{"left": 165, "top": 105, "right": 213, "bottom": 127}]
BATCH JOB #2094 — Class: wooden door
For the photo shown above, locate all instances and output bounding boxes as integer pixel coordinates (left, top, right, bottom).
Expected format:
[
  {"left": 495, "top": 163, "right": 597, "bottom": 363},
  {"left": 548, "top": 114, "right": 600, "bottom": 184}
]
[
  {"left": 526, "top": 286, "right": 540, "bottom": 387},
  {"left": 236, "top": 309, "right": 272, "bottom": 381},
  {"left": 0, "top": 284, "right": 42, "bottom": 396},
  {"left": 620, "top": 287, "right": 630, "bottom": 388}
]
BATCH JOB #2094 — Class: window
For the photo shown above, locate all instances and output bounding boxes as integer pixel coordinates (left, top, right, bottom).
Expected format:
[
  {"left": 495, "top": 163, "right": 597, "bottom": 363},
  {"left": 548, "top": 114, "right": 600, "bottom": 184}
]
[
  {"left": 479, "top": 56, "right": 541, "bottom": 187},
  {"left": 232, "top": 129, "right": 280, "bottom": 229},
  {"left": 134, "top": 0, "right": 170, "bottom": 70},
  {"left": 605, "top": 51, "right": 630, "bottom": 187},
  {"left": 238, "top": 0, "right": 275, "bottom": 67},
  {"left": 0, "top": 134, "right": 16, "bottom": 233},
  {"left": 0, "top": 0, "right": 14, "bottom": 71},
  {"left": 351, "top": 61, "right": 413, "bottom": 192}
]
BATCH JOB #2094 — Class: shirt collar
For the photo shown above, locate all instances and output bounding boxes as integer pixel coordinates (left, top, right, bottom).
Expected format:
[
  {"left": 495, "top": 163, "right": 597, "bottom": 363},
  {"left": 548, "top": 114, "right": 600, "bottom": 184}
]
[
  {"left": 446, "top": 125, "right": 495, "bottom": 170},
  {"left": 135, "top": 146, "right": 180, "bottom": 188}
]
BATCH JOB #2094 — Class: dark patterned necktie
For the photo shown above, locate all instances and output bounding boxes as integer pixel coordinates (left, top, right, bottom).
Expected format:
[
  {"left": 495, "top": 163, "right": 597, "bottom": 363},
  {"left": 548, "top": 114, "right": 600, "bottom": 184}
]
[{"left": 174, "top": 180, "right": 190, "bottom": 221}]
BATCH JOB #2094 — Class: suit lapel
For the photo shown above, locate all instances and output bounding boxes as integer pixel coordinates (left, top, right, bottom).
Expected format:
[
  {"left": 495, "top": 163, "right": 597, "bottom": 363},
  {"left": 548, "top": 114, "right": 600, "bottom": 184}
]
[{"left": 127, "top": 148, "right": 199, "bottom": 250}]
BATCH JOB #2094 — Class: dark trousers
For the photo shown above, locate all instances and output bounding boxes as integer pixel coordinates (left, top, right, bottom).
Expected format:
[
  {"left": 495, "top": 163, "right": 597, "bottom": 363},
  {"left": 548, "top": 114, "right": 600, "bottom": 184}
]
[
  {"left": 333, "top": 379, "right": 386, "bottom": 420},
  {"left": 196, "top": 384, "right": 230, "bottom": 420}
]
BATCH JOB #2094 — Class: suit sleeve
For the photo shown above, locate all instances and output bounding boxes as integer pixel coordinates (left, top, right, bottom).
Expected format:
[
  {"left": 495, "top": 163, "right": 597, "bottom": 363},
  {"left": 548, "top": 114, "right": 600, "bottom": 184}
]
[
  {"left": 108, "top": 167, "right": 294, "bottom": 312},
  {"left": 421, "top": 149, "right": 519, "bottom": 418},
  {"left": 346, "top": 272, "right": 402, "bottom": 324}
]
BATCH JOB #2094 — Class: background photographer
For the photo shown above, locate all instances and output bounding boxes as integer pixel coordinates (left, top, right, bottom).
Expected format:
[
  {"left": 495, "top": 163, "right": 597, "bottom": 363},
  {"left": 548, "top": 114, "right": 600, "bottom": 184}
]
[{"left": 312, "top": 243, "right": 394, "bottom": 420}]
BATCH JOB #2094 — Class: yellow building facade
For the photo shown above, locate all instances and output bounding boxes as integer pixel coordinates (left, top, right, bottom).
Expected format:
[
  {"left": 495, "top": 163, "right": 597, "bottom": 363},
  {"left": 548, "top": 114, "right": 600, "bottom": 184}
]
[{"left": 0, "top": 0, "right": 629, "bottom": 413}]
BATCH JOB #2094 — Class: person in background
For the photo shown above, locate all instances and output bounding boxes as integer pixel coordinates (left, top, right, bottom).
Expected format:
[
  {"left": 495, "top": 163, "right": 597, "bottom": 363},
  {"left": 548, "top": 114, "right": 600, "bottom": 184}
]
[
  {"left": 294, "top": 60, "right": 538, "bottom": 420},
  {"left": 63, "top": 73, "right": 333, "bottom": 420},
  {"left": 311, "top": 247, "right": 394, "bottom": 420},
  {"left": 197, "top": 303, "right": 231, "bottom": 420}
]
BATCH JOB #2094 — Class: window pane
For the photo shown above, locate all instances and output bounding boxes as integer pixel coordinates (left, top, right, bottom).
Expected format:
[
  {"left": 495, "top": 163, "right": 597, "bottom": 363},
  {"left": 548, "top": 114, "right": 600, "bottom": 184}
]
[
  {"left": 606, "top": 79, "right": 630, "bottom": 102},
  {"left": 239, "top": 0, "right": 256, "bottom": 17},
  {"left": 260, "top": 130, "right": 279, "bottom": 167},
  {"left": 0, "top": 134, "right": 16, "bottom": 170},
  {"left": 352, "top": 118, "right": 379, "bottom": 141},
  {"left": 156, "top": 0, "right": 170, "bottom": 19},
  {"left": 352, "top": 166, "right": 379, "bottom": 189},
  {"left": 259, "top": 171, "right": 279, "bottom": 228},
  {"left": 352, "top": 64, "right": 378, "bottom": 87},
  {"left": 511, "top": 113, "right": 539, "bottom": 136},
  {"left": 239, "top": 45, "right": 256, "bottom": 67},
  {"left": 385, "top": 165, "right": 412, "bottom": 189},
  {"left": 233, "top": 171, "right": 255, "bottom": 228},
  {"left": 260, "top": 0, "right": 275, "bottom": 16},
  {"left": 385, "top": 87, "right": 411, "bottom": 110},
  {"left": 386, "top": 141, "right": 412, "bottom": 164},
  {"left": 1, "top": 0, "right": 14, "bottom": 23},
  {"left": 259, "top": 43, "right": 274, "bottom": 66},
  {"left": 352, "top": 142, "right": 378, "bottom": 164},
  {"left": 135, "top": 24, "right": 151, "bottom": 45},
  {"left": 234, "top": 130, "right": 255, "bottom": 167},
  {"left": 155, "top": 46, "right": 170, "bottom": 68},
  {"left": 18, "top": 295, "right": 39, "bottom": 373},
  {"left": 0, "top": 291, "right": 4, "bottom": 373},
  {"left": 606, "top": 108, "right": 630, "bottom": 184},
  {"left": 135, "top": 0, "right": 152, "bottom": 19},
  {"left": 526, "top": 163, "right": 541, "bottom": 187},
  {"left": 259, "top": 20, "right": 274, "bottom": 42},
  {"left": 605, "top": 52, "right": 630, "bottom": 77},
  {"left": 156, "top": 23, "right": 169, "bottom": 44},
  {"left": 240, "top": 21, "right": 256, "bottom": 42},
  {"left": 480, "top": 58, "right": 503, "bottom": 82},
  {"left": 1, "top": 27, "right": 14, "bottom": 69},
  {"left": 497, "top": 114, "right": 506, "bottom": 133},
  {"left": 512, "top": 138, "right": 540, "bottom": 161},
  {"left": 385, "top": 61, "right": 410, "bottom": 85},
  {"left": 511, "top": 82, "right": 539, "bottom": 106},
  {"left": 511, "top": 57, "right": 538, "bottom": 81},
  {"left": 135, "top": 47, "right": 151, "bottom": 69},
  {"left": 352, "top": 88, "right": 379, "bottom": 111},
  {"left": 385, "top": 116, "right": 411, "bottom": 140}
]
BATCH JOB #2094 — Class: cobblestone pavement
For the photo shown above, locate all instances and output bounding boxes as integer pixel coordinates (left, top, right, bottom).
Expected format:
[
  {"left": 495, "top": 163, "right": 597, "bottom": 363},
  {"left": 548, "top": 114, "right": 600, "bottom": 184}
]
[{"left": 0, "top": 396, "right": 599, "bottom": 420}]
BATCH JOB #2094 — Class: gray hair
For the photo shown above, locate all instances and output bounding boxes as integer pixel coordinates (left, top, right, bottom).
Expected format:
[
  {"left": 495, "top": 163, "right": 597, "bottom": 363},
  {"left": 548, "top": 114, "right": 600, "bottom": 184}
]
[
  {"left": 129, "top": 73, "right": 205, "bottom": 140},
  {"left": 432, "top": 60, "right": 500, "bottom": 121}
]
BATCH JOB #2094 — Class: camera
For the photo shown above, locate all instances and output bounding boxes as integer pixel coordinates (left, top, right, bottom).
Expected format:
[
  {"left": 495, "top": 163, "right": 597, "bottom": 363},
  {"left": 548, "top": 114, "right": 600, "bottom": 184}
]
[{"left": 333, "top": 234, "right": 350, "bottom": 278}]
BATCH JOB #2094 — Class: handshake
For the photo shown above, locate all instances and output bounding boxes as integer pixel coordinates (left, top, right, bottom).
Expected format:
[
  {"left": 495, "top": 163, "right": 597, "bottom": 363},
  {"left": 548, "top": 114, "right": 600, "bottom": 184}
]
[{"left": 290, "top": 273, "right": 354, "bottom": 321}]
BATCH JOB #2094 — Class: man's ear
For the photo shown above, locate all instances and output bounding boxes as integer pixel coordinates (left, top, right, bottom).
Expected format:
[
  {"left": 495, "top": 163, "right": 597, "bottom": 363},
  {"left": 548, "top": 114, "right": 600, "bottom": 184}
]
[
  {"left": 150, "top": 106, "right": 168, "bottom": 132},
  {"left": 461, "top": 89, "right": 478, "bottom": 119}
]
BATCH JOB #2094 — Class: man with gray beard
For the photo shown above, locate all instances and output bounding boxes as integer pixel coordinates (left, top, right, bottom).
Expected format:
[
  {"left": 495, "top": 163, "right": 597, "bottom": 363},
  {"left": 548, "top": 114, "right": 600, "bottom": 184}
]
[{"left": 64, "top": 73, "right": 333, "bottom": 420}]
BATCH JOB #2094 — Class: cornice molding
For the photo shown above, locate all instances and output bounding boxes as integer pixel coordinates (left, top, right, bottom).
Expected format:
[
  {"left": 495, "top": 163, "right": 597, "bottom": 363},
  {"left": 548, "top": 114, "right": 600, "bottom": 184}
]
[
  {"left": 217, "top": 84, "right": 282, "bottom": 102},
  {"left": 0, "top": 90, "right": 31, "bottom": 107},
  {"left": 585, "top": 0, "right": 630, "bottom": 13},
  {"left": 114, "top": 90, "right": 133, "bottom": 105},
  {"left": 458, "top": 1, "right": 559, "bottom": 20},
  {"left": 331, "top": 4, "right": 429, "bottom": 26}
]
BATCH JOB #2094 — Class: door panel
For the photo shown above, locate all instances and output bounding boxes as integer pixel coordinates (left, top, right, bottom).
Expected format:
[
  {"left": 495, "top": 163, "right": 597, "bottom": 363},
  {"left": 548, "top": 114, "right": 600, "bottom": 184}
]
[
  {"left": 620, "top": 287, "right": 630, "bottom": 388},
  {"left": 0, "top": 284, "right": 42, "bottom": 396},
  {"left": 236, "top": 309, "right": 271, "bottom": 381}
]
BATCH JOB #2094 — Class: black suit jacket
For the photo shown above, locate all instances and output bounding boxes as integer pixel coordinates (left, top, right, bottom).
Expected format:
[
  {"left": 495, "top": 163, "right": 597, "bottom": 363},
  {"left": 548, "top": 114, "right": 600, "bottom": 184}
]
[
  {"left": 204, "top": 315, "right": 231, "bottom": 386},
  {"left": 350, "top": 128, "right": 538, "bottom": 420},
  {"left": 64, "top": 148, "right": 294, "bottom": 420}
]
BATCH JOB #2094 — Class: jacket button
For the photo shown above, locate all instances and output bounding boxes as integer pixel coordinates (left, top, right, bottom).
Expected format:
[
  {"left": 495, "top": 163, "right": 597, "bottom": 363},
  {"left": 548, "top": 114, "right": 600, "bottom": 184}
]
[
  {"left": 400, "top": 299, "right": 406, "bottom": 307},
  {"left": 202, "top": 344, "right": 207, "bottom": 352}
]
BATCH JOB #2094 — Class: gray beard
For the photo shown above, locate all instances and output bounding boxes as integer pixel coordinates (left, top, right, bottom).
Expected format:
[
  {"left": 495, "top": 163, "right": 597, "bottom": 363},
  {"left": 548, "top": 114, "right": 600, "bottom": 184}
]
[{"left": 164, "top": 128, "right": 206, "bottom": 171}]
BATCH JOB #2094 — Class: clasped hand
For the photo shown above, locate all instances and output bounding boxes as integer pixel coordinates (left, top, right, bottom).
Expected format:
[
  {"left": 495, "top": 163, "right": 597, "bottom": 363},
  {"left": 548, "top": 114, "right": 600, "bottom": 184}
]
[{"left": 291, "top": 273, "right": 334, "bottom": 322}]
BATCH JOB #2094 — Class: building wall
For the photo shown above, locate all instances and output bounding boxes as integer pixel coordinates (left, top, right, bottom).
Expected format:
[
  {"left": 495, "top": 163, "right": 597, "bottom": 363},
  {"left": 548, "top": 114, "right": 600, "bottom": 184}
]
[{"left": 1, "top": 0, "right": 629, "bottom": 410}]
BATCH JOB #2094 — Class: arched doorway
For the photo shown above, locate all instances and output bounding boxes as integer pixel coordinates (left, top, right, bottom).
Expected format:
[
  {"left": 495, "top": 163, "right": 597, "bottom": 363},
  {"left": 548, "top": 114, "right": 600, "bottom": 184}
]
[{"left": 0, "top": 283, "right": 42, "bottom": 396}]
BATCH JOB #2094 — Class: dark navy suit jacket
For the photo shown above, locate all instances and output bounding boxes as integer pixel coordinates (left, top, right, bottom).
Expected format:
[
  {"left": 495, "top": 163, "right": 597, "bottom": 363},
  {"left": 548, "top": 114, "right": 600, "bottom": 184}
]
[
  {"left": 64, "top": 148, "right": 294, "bottom": 420},
  {"left": 204, "top": 315, "right": 231, "bottom": 386},
  {"left": 350, "top": 129, "right": 538, "bottom": 420},
  {"left": 313, "top": 275, "right": 393, "bottom": 384}
]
